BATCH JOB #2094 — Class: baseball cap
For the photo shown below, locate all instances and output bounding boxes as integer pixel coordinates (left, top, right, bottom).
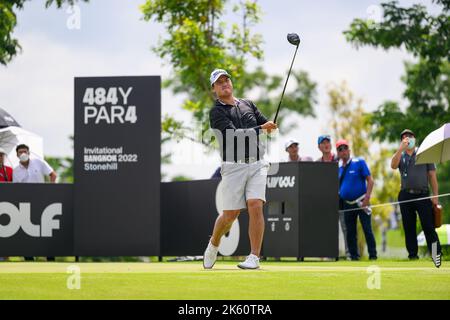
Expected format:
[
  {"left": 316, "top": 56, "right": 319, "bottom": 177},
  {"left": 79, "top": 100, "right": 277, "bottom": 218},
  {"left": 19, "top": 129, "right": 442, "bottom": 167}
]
[
  {"left": 0, "top": 147, "right": 6, "bottom": 155},
  {"left": 336, "top": 139, "right": 349, "bottom": 149},
  {"left": 400, "top": 129, "right": 415, "bottom": 139},
  {"left": 210, "top": 69, "right": 231, "bottom": 87},
  {"left": 285, "top": 139, "right": 299, "bottom": 151},
  {"left": 318, "top": 135, "right": 331, "bottom": 145}
]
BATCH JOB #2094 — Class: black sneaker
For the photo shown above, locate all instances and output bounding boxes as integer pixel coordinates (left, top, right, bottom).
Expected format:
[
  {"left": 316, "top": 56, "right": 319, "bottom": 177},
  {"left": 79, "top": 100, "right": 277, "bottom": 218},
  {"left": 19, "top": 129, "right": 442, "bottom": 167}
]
[
  {"left": 369, "top": 256, "right": 377, "bottom": 261},
  {"left": 433, "top": 253, "right": 442, "bottom": 268},
  {"left": 408, "top": 256, "right": 419, "bottom": 261}
]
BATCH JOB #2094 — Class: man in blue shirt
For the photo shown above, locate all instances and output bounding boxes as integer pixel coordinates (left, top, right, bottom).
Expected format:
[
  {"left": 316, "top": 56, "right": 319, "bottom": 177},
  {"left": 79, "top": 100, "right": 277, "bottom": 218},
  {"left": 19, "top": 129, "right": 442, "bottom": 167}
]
[{"left": 337, "top": 139, "right": 377, "bottom": 260}]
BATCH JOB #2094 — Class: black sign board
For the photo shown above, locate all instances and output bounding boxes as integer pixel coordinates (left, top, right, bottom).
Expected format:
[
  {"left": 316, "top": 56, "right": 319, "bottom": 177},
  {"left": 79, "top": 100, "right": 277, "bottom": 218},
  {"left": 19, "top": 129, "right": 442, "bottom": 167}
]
[
  {"left": 161, "top": 162, "right": 339, "bottom": 259},
  {"left": 74, "top": 76, "right": 161, "bottom": 256},
  {"left": 161, "top": 179, "right": 251, "bottom": 256},
  {"left": 264, "top": 162, "right": 339, "bottom": 259},
  {"left": 0, "top": 184, "right": 73, "bottom": 256}
]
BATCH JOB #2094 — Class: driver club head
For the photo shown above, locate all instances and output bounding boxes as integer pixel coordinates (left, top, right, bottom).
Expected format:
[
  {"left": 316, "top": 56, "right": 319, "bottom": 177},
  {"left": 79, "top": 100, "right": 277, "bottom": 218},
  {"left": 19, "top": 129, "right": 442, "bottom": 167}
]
[{"left": 287, "top": 33, "right": 300, "bottom": 46}]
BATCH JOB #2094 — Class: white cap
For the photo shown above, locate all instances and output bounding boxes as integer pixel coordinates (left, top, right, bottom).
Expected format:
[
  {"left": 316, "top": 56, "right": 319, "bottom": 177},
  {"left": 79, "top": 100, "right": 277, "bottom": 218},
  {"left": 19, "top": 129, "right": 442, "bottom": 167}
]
[
  {"left": 0, "top": 147, "right": 6, "bottom": 155},
  {"left": 210, "top": 69, "right": 231, "bottom": 86},
  {"left": 285, "top": 139, "right": 299, "bottom": 151}
]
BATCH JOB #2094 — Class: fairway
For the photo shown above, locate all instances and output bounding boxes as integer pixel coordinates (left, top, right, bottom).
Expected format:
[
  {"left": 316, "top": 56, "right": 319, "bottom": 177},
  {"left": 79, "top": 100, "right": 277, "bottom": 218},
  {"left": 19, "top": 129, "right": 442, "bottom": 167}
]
[{"left": 0, "top": 260, "right": 449, "bottom": 300}]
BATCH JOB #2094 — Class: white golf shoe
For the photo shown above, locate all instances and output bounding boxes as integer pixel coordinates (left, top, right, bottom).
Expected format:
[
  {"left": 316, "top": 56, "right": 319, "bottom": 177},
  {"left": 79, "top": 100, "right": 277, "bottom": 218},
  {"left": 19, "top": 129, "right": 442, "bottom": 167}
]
[
  {"left": 433, "top": 253, "right": 442, "bottom": 268},
  {"left": 203, "top": 241, "right": 218, "bottom": 269},
  {"left": 237, "top": 254, "right": 260, "bottom": 269}
]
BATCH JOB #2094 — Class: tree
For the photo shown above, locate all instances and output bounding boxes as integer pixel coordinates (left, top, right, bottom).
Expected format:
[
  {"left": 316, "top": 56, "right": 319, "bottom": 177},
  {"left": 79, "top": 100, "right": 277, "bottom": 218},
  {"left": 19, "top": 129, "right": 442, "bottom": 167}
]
[
  {"left": 141, "top": 0, "right": 317, "bottom": 145},
  {"left": 0, "top": 0, "right": 88, "bottom": 65},
  {"left": 343, "top": 0, "right": 450, "bottom": 143},
  {"left": 44, "top": 135, "right": 74, "bottom": 183},
  {"left": 344, "top": 0, "right": 450, "bottom": 225},
  {"left": 171, "top": 175, "right": 193, "bottom": 182},
  {"left": 45, "top": 155, "right": 74, "bottom": 183},
  {"left": 327, "top": 81, "right": 370, "bottom": 158},
  {"left": 254, "top": 68, "right": 317, "bottom": 133}
]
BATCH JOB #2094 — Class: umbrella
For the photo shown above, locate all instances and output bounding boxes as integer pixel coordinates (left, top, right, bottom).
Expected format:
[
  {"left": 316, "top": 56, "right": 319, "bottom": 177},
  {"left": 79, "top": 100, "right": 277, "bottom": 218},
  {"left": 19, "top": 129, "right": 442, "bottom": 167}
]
[
  {"left": 417, "top": 224, "right": 450, "bottom": 246},
  {"left": 0, "top": 107, "right": 20, "bottom": 128},
  {"left": 416, "top": 123, "right": 450, "bottom": 164},
  {"left": 0, "top": 126, "right": 44, "bottom": 168}
]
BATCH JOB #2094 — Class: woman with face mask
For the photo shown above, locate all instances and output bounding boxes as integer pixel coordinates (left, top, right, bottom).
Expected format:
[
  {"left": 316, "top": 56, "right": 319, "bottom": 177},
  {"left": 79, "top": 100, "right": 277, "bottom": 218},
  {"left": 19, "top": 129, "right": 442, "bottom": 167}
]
[{"left": 390, "top": 129, "right": 442, "bottom": 268}]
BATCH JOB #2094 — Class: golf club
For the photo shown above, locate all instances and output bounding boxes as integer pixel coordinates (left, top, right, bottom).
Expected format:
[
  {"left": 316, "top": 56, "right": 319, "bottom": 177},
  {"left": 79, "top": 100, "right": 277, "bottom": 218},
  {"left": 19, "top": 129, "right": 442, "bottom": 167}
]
[{"left": 273, "top": 33, "right": 301, "bottom": 123}]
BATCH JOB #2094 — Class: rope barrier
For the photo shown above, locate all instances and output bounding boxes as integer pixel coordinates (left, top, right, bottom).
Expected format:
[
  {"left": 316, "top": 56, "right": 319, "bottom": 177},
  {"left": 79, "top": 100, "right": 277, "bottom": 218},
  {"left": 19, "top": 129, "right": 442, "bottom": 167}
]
[{"left": 338, "top": 192, "right": 450, "bottom": 213}]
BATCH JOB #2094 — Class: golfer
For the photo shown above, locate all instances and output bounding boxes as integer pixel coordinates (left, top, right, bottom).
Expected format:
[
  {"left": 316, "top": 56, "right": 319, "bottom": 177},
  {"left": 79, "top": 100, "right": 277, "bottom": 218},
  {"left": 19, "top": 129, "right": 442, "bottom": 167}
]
[{"left": 203, "top": 69, "right": 277, "bottom": 269}]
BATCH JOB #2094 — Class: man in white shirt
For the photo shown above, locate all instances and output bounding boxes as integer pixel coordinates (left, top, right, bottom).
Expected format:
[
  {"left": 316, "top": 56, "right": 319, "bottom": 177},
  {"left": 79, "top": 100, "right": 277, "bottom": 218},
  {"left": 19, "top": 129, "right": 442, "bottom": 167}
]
[
  {"left": 13, "top": 144, "right": 57, "bottom": 262},
  {"left": 285, "top": 139, "right": 313, "bottom": 162},
  {"left": 13, "top": 144, "right": 57, "bottom": 183}
]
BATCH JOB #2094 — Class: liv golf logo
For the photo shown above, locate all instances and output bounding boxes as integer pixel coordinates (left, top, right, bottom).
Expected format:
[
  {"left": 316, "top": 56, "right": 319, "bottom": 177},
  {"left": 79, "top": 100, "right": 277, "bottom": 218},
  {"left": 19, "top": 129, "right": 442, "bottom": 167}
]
[
  {"left": 267, "top": 176, "right": 295, "bottom": 188},
  {"left": 0, "top": 202, "right": 62, "bottom": 238}
]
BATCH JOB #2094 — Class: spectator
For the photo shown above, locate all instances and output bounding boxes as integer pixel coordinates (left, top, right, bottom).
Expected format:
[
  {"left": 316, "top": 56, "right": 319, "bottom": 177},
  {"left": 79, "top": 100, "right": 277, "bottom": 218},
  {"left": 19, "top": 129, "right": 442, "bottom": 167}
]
[
  {"left": 0, "top": 147, "right": 12, "bottom": 183},
  {"left": 285, "top": 139, "right": 313, "bottom": 162},
  {"left": 315, "top": 135, "right": 338, "bottom": 162},
  {"left": 316, "top": 135, "right": 348, "bottom": 259},
  {"left": 13, "top": 144, "right": 56, "bottom": 183},
  {"left": 13, "top": 144, "right": 57, "bottom": 262},
  {"left": 337, "top": 139, "right": 377, "bottom": 261},
  {"left": 390, "top": 129, "right": 441, "bottom": 267},
  {"left": 0, "top": 147, "right": 12, "bottom": 261}
]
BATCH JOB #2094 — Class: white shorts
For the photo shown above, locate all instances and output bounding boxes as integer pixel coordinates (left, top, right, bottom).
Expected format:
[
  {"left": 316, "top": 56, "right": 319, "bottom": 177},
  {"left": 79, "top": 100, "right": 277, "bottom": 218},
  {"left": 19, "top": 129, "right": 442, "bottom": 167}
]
[{"left": 220, "top": 160, "right": 270, "bottom": 211}]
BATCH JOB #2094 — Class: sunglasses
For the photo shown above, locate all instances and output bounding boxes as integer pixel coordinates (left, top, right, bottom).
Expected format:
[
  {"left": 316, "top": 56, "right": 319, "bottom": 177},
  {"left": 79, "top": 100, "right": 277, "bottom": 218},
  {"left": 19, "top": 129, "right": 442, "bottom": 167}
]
[{"left": 337, "top": 145, "right": 349, "bottom": 152}]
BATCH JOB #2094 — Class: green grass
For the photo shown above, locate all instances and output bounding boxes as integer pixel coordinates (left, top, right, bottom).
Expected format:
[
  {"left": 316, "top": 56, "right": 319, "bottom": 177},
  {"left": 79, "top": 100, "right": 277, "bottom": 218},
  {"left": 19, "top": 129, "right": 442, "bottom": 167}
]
[
  {"left": 385, "top": 229, "right": 407, "bottom": 248},
  {"left": 374, "top": 229, "right": 404, "bottom": 248},
  {"left": 0, "top": 260, "right": 449, "bottom": 300}
]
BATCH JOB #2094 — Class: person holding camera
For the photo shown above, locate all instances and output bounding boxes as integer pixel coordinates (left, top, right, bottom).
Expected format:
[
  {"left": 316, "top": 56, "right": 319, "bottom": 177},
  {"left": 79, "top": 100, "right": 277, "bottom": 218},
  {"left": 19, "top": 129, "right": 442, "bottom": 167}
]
[{"left": 391, "top": 129, "right": 442, "bottom": 267}]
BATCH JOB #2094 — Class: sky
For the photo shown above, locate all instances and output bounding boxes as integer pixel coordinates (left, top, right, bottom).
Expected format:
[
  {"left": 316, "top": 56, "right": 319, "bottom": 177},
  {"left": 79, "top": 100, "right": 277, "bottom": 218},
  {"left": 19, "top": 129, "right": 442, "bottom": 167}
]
[{"left": 0, "top": 0, "right": 440, "bottom": 180}]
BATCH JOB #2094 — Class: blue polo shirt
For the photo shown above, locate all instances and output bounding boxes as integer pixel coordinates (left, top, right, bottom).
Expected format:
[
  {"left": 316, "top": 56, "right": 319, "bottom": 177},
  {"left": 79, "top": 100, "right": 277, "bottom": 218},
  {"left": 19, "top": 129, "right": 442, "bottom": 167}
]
[{"left": 339, "top": 157, "right": 371, "bottom": 201}]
